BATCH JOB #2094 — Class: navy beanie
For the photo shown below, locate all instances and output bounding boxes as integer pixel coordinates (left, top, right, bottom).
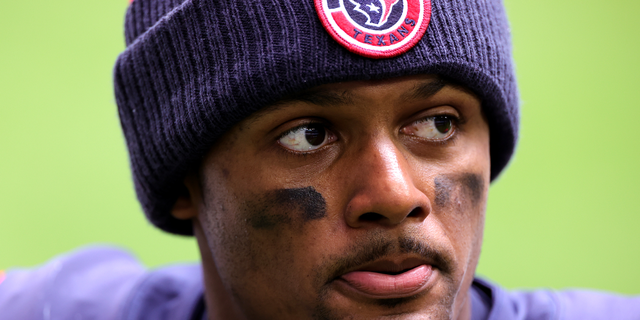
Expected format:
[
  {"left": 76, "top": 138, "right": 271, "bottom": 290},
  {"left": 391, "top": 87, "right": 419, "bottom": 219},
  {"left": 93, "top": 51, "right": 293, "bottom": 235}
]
[{"left": 114, "top": 0, "right": 519, "bottom": 235}]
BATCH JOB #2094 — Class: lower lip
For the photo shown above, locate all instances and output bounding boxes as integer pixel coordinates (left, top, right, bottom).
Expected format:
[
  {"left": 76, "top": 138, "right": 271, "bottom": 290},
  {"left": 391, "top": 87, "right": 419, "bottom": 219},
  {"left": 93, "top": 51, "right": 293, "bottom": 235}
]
[{"left": 338, "top": 264, "right": 433, "bottom": 299}]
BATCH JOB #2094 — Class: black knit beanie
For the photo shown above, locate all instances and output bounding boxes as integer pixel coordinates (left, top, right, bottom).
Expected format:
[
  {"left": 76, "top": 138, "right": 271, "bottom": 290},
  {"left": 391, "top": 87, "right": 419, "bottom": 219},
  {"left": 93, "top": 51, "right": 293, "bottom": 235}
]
[{"left": 114, "top": 0, "right": 519, "bottom": 235}]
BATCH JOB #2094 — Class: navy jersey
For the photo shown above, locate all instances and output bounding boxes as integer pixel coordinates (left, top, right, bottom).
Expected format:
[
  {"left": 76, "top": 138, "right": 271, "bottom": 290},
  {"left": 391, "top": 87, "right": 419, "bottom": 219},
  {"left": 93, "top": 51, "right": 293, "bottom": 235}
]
[{"left": 1, "top": 246, "right": 638, "bottom": 320}]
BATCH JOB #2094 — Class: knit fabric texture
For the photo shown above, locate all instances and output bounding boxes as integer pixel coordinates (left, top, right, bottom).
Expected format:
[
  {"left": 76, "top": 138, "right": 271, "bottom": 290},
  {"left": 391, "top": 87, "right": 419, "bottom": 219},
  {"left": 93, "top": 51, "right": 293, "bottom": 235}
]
[{"left": 114, "top": 0, "right": 519, "bottom": 235}]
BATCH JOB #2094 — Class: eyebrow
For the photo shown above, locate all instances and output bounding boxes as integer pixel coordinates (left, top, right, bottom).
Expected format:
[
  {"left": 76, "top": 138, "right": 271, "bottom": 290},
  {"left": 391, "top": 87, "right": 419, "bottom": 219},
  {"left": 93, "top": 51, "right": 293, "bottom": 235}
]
[
  {"left": 277, "top": 89, "right": 354, "bottom": 108},
  {"left": 245, "top": 89, "right": 354, "bottom": 124},
  {"left": 400, "top": 76, "right": 450, "bottom": 102},
  {"left": 246, "top": 76, "right": 453, "bottom": 124},
  {"left": 284, "top": 77, "right": 451, "bottom": 107}
]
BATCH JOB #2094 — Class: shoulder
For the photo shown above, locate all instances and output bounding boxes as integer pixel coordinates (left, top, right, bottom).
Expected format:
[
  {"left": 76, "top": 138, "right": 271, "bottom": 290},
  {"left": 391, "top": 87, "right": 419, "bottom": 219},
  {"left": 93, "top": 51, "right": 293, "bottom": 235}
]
[
  {"left": 476, "top": 278, "right": 640, "bottom": 320},
  {"left": 552, "top": 290, "right": 640, "bottom": 320},
  {"left": 0, "top": 246, "right": 203, "bottom": 320}
]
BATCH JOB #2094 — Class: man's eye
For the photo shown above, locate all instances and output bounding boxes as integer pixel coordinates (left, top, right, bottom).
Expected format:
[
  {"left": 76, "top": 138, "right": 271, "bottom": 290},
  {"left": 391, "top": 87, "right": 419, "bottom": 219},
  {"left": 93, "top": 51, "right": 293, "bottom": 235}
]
[
  {"left": 278, "top": 124, "right": 333, "bottom": 152},
  {"left": 403, "top": 115, "right": 455, "bottom": 140}
]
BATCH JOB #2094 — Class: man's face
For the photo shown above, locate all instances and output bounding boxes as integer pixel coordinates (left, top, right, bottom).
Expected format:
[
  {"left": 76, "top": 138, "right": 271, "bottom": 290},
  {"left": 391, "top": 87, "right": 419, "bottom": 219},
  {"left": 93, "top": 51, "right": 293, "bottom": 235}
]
[{"left": 185, "top": 74, "right": 490, "bottom": 319}]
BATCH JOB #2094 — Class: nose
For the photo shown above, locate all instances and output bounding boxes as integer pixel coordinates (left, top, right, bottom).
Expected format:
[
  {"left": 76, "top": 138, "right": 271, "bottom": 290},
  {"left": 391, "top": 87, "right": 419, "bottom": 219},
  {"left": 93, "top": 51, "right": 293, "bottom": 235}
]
[{"left": 344, "top": 137, "right": 431, "bottom": 228}]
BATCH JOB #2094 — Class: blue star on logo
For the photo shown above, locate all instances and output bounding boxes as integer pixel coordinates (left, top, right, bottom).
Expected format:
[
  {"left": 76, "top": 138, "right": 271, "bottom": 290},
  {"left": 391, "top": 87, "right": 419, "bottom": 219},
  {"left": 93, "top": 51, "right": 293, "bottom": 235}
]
[{"left": 366, "top": 3, "right": 380, "bottom": 13}]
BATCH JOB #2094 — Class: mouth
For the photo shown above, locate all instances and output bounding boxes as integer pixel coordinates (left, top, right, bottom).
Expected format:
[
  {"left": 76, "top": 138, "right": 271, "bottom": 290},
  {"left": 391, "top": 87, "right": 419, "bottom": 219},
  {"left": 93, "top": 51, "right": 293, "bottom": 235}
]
[{"left": 334, "top": 257, "right": 436, "bottom": 299}]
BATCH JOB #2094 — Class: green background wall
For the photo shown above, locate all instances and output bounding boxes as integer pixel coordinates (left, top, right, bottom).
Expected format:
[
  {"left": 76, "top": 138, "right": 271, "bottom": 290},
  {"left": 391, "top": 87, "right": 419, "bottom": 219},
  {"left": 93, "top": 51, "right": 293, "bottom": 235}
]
[{"left": 1, "top": 0, "right": 638, "bottom": 293}]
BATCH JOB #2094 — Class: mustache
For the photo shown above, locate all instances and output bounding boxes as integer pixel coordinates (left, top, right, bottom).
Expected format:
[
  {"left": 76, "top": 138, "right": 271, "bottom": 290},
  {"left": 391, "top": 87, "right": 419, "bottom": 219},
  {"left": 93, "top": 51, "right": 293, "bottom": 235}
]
[{"left": 317, "top": 235, "right": 455, "bottom": 285}]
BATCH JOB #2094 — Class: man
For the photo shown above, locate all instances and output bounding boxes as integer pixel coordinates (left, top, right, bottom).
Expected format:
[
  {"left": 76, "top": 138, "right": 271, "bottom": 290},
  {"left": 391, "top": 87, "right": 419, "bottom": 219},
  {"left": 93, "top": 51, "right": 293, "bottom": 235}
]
[{"left": 0, "top": 0, "right": 638, "bottom": 319}]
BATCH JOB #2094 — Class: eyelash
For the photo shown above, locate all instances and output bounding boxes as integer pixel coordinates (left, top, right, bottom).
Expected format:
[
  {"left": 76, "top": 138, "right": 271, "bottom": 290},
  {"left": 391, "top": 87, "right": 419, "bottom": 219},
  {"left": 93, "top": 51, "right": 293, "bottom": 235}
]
[
  {"left": 275, "top": 113, "right": 463, "bottom": 155},
  {"left": 278, "top": 123, "right": 310, "bottom": 140},
  {"left": 422, "top": 129, "right": 460, "bottom": 146},
  {"left": 275, "top": 121, "right": 335, "bottom": 155},
  {"left": 403, "top": 114, "right": 461, "bottom": 142}
]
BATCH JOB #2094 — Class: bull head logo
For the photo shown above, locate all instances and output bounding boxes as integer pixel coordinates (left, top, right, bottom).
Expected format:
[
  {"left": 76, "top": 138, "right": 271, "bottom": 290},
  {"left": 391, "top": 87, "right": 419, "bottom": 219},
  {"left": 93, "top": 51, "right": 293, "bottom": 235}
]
[{"left": 348, "top": 0, "right": 401, "bottom": 27}]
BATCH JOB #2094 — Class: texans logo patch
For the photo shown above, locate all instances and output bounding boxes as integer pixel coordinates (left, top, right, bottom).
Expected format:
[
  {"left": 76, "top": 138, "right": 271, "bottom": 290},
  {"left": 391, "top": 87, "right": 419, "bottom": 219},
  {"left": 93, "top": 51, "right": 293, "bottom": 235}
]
[{"left": 315, "top": 0, "right": 431, "bottom": 59}]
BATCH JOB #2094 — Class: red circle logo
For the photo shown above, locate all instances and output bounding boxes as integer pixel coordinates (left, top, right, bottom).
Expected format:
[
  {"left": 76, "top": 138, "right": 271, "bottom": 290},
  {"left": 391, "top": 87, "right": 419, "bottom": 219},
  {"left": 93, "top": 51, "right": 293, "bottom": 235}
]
[{"left": 315, "top": 0, "right": 431, "bottom": 59}]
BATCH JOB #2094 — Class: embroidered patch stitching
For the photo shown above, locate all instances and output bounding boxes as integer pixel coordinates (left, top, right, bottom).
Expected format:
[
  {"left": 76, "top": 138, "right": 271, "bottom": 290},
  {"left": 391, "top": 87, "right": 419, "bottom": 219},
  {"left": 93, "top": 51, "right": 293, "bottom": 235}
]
[{"left": 315, "top": 0, "right": 431, "bottom": 59}]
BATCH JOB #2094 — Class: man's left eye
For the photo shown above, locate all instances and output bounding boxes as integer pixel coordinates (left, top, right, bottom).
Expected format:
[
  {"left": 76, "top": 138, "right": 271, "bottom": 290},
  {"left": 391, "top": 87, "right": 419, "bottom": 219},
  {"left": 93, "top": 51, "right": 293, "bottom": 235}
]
[
  {"left": 278, "top": 124, "right": 334, "bottom": 152},
  {"left": 402, "top": 115, "right": 455, "bottom": 140}
]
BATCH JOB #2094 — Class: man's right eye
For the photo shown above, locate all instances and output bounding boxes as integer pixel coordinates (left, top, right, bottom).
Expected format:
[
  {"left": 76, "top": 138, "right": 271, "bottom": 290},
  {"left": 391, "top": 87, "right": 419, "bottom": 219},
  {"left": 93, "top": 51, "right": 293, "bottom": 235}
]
[{"left": 278, "top": 124, "right": 335, "bottom": 152}]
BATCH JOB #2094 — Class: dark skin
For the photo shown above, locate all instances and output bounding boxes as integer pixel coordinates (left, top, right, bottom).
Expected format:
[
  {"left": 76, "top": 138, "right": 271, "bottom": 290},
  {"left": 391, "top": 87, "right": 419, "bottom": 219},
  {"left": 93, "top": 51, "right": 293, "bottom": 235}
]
[{"left": 173, "top": 74, "right": 490, "bottom": 319}]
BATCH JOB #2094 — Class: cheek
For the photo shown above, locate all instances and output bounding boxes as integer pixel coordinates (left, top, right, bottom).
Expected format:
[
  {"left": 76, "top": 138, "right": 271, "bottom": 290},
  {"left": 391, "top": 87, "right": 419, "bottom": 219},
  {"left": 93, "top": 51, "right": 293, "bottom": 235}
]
[
  {"left": 432, "top": 172, "right": 487, "bottom": 254},
  {"left": 199, "top": 183, "right": 332, "bottom": 305},
  {"left": 231, "top": 187, "right": 329, "bottom": 275},
  {"left": 434, "top": 173, "right": 484, "bottom": 210}
]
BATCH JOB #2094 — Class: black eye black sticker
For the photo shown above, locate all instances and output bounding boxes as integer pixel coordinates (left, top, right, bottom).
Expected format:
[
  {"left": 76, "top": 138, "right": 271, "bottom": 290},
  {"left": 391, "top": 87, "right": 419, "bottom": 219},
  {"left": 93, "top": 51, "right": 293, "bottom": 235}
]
[
  {"left": 434, "top": 173, "right": 484, "bottom": 210},
  {"left": 246, "top": 187, "right": 327, "bottom": 230}
]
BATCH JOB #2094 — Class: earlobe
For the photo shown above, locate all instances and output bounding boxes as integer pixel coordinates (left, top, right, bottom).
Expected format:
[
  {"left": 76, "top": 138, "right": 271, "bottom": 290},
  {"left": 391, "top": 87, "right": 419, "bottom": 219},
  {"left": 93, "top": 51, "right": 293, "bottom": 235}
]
[
  {"left": 171, "top": 195, "right": 198, "bottom": 220},
  {"left": 170, "top": 174, "right": 201, "bottom": 220}
]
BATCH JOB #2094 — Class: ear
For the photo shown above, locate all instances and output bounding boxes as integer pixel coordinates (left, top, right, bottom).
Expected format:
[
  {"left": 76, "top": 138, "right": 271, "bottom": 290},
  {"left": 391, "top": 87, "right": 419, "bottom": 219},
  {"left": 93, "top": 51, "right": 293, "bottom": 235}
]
[{"left": 171, "top": 173, "right": 202, "bottom": 220}]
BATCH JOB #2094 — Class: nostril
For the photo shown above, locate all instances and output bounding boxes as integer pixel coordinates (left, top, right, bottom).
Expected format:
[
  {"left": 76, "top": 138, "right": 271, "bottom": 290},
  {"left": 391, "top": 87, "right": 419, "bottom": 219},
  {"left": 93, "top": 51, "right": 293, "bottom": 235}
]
[
  {"left": 359, "top": 212, "right": 385, "bottom": 222},
  {"left": 407, "top": 207, "right": 422, "bottom": 218}
]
